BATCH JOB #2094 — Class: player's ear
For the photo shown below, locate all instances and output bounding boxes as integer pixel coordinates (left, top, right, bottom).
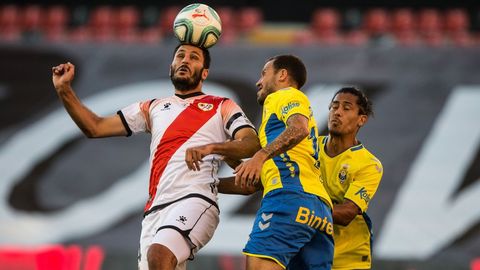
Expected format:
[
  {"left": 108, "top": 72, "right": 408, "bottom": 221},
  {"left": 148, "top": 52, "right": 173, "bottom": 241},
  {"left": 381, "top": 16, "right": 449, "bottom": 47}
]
[
  {"left": 358, "top": 115, "right": 368, "bottom": 127},
  {"left": 202, "top": 68, "right": 209, "bottom": 80},
  {"left": 278, "top": 69, "right": 288, "bottom": 82}
]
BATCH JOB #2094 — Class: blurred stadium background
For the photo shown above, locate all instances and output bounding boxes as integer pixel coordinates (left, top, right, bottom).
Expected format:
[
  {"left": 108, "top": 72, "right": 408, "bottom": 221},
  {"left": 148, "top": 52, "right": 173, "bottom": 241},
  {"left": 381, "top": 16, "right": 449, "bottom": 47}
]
[{"left": 1, "top": 0, "right": 479, "bottom": 269}]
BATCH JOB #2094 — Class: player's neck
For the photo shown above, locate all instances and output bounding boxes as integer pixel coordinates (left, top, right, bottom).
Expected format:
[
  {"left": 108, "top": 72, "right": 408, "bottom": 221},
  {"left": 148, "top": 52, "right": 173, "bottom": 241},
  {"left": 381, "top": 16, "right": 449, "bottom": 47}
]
[
  {"left": 174, "top": 88, "right": 203, "bottom": 97},
  {"left": 326, "top": 134, "right": 359, "bottom": 157}
]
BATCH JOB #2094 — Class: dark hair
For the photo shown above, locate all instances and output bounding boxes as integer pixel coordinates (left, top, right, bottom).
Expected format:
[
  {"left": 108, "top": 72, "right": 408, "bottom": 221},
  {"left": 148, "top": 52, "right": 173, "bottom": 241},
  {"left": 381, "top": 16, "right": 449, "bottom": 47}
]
[
  {"left": 332, "top": 86, "right": 373, "bottom": 117},
  {"left": 173, "top": 43, "right": 211, "bottom": 69},
  {"left": 268, "top": 55, "right": 307, "bottom": 89}
]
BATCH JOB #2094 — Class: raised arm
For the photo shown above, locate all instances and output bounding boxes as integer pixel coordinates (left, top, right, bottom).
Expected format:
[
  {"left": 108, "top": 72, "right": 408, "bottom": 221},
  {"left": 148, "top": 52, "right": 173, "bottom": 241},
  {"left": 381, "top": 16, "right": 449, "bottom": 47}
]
[
  {"left": 235, "top": 113, "right": 309, "bottom": 187},
  {"left": 52, "top": 62, "right": 127, "bottom": 138}
]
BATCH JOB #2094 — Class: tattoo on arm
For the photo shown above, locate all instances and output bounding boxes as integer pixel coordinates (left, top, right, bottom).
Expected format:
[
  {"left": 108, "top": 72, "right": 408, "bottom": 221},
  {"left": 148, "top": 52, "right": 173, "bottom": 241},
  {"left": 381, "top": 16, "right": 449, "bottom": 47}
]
[{"left": 263, "top": 114, "right": 309, "bottom": 159}]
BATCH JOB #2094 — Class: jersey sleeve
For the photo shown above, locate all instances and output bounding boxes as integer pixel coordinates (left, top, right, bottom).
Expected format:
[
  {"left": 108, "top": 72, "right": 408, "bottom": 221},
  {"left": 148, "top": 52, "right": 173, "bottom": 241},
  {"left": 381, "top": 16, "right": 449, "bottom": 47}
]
[
  {"left": 221, "top": 98, "right": 256, "bottom": 138},
  {"left": 117, "top": 99, "right": 154, "bottom": 135},
  {"left": 344, "top": 159, "right": 383, "bottom": 212},
  {"left": 275, "top": 91, "right": 311, "bottom": 123}
]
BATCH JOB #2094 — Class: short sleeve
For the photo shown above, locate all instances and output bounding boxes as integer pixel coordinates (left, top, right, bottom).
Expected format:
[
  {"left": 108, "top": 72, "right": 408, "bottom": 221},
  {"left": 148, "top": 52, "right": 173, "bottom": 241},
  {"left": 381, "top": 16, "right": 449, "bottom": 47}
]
[
  {"left": 118, "top": 99, "right": 154, "bottom": 135},
  {"left": 344, "top": 159, "right": 383, "bottom": 212},
  {"left": 221, "top": 98, "right": 256, "bottom": 139},
  {"left": 276, "top": 91, "right": 311, "bottom": 123}
]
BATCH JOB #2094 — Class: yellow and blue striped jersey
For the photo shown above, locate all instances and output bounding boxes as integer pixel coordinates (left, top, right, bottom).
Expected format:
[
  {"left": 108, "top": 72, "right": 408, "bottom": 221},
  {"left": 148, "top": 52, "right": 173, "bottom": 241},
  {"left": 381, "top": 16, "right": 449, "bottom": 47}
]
[
  {"left": 319, "top": 135, "right": 383, "bottom": 270},
  {"left": 258, "top": 87, "right": 332, "bottom": 209}
]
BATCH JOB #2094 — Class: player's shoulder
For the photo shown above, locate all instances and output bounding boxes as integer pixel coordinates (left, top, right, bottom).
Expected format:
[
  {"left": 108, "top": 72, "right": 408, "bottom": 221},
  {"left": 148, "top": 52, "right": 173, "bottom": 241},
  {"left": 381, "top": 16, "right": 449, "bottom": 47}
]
[
  {"left": 353, "top": 144, "right": 383, "bottom": 167},
  {"left": 277, "top": 87, "right": 307, "bottom": 99}
]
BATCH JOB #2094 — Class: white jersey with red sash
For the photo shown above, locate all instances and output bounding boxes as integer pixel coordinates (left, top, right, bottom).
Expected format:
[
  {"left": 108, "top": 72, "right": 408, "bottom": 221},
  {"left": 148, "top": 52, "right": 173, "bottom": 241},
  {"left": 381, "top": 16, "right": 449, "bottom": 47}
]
[{"left": 118, "top": 93, "right": 254, "bottom": 215}]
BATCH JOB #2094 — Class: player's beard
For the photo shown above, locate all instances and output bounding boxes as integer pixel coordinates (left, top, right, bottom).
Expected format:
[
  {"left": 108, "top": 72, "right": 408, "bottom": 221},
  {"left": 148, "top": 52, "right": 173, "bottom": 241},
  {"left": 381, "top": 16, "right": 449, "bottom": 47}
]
[
  {"left": 170, "top": 66, "right": 204, "bottom": 92},
  {"left": 257, "top": 81, "right": 275, "bottom": 105}
]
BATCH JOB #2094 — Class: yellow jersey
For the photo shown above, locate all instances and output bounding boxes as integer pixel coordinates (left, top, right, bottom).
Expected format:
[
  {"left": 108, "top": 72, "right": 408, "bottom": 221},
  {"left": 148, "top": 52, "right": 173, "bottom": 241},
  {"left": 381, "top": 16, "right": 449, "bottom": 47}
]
[
  {"left": 319, "top": 135, "right": 383, "bottom": 270},
  {"left": 258, "top": 87, "right": 332, "bottom": 209}
]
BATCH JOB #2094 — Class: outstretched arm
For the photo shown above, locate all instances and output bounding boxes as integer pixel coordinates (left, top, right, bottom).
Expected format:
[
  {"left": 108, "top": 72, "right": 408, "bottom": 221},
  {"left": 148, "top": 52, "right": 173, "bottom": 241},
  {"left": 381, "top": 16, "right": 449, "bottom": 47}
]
[
  {"left": 185, "top": 127, "right": 260, "bottom": 171},
  {"left": 235, "top": 113, "right": 309, "bottom": 188},
  {"left": 52, "top": 62, "right": 127, "bottom": 138},
  {"left": 217, "top": 176, "right": 262, "bottom": 195}
]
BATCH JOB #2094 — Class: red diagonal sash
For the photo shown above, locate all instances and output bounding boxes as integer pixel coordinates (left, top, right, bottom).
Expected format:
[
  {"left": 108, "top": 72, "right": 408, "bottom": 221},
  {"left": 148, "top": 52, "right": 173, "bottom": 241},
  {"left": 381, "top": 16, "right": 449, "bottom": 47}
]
[{"left": 144, "top": 95, "right": 224, "bottom": 212}]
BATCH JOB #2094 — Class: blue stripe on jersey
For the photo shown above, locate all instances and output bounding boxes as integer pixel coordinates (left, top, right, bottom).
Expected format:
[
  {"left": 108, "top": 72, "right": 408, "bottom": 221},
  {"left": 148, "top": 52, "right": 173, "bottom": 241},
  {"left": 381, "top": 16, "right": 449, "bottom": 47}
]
[
  {"left": 351, "top": 144, "right": 364, "bottom": 152},
  {"left": 265, "top": 113, "right": 303, "bottom": 192},
  {"left": 363, "top": 212, "right": 373, "bottom": 259}
]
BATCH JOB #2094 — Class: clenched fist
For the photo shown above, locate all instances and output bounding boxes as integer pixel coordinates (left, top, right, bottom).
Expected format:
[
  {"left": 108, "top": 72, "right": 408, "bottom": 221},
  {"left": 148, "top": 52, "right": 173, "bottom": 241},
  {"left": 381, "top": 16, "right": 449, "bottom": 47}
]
[{"left": 52, "top": 62, "right": 75, "bottom": 93}]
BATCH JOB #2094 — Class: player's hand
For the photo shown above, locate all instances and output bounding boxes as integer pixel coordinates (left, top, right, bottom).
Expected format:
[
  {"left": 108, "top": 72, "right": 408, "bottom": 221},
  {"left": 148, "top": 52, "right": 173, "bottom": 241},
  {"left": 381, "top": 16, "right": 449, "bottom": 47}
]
[
  {"left": 234, "top": 150, "right": 267, "bottom": 188},
  {"left": 52, "top": 62, "right": 75, "bottom": 93},
  {"left": 185, "top": 144, "right": 213, "bottom": 171}
]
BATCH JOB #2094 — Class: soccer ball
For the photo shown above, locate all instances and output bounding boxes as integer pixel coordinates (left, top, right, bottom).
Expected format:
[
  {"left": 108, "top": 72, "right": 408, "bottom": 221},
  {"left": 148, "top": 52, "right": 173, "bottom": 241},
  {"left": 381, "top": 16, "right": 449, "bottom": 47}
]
[{"left": 173, "top": 3, "right": 222, "bottom": 49}]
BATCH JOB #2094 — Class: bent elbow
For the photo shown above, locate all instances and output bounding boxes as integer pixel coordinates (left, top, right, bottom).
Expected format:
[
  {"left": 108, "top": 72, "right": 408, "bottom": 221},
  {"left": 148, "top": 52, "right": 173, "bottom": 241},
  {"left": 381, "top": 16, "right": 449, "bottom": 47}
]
[{"left": 82, "top": 127, "right": 101, "bottom": 138}]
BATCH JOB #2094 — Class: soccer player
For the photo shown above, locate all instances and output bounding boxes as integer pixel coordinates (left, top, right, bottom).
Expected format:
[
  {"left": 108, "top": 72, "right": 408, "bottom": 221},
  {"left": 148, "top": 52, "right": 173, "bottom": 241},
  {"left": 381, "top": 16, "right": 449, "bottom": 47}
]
[
  {"left": 226, "top": 55, "right": 335, "bottom": 270},
  {"left": 319, "top": 87, "right": 383, "bottom": 270},
  {"left": 51, "top": 44, "right": 260, "bottom": 270}
]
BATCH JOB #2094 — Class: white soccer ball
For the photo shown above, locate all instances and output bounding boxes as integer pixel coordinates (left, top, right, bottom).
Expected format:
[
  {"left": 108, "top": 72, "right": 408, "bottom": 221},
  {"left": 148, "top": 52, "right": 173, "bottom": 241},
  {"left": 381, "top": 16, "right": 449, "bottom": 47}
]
[{"left": 173, "top": 3, "right": 222, "bottom": 49}]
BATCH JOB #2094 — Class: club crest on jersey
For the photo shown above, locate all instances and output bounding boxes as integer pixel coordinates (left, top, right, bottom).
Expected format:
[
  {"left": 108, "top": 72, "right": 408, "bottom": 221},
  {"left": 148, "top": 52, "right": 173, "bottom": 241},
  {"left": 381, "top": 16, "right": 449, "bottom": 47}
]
[
  {"left": 338, "top": 164, "right": 350, "bottom": 184},
  {"left": 198, "top": 102, "right": 214, "bottom": 111}
]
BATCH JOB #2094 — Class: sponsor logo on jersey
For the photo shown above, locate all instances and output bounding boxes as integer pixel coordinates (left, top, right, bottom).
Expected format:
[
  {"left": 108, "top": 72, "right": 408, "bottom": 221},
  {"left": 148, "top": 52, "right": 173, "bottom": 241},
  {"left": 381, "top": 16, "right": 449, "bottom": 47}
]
[
  {"left": 355, "top": 187, "right": 371, "bottom": 203},
  {"left": 161, "top": 102, "right": 171, "bottom": 111},
  {"left": 295, "top": 206, "right": 333, "bottom": 235},
  {"left": 281, "top": 101, "right": 300, "bottom": 115},
  {"left": 198, "top": 103, "right": 214, "bottom": 111},
  {"left": 338, "top": 164, "right": 349, "bottom": 184}
]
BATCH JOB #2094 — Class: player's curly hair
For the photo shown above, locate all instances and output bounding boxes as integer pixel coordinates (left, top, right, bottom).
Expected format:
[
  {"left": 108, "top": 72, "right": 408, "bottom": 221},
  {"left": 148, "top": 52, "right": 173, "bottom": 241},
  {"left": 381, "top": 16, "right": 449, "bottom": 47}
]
[
  {"left": 332, "top": 87, "right": 373, "bottom": 117},
  {"left": 268, "top": 55, "right": 307, "bottom": 89}
]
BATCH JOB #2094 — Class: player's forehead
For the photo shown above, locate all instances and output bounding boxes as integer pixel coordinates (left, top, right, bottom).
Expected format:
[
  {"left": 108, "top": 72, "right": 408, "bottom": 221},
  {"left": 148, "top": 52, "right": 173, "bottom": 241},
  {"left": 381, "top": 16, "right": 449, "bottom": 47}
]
[
  {"left": 175, "top": 45, "right": 203, "bottom": 58},
  {"left": 262, "top": 60, "right": 274, "bottom": 73},
  {"left": 332, "top": 92, "right": 358, "bottom": 105}
]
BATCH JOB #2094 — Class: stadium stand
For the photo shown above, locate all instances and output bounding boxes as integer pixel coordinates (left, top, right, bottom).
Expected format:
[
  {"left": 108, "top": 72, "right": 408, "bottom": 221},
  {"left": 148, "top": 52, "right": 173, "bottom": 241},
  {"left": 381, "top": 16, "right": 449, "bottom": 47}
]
[{"left": 0, "top": 4, "right": 478, "bottom": 46}]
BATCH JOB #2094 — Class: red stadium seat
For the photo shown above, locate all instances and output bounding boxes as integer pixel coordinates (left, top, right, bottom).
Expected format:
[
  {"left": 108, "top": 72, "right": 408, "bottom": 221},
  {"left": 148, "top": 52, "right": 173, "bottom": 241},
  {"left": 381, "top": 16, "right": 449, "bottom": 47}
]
[
  {"left": 22, "top": 5, "right": 43, "bottom": 32},
  {"left": 445, "top": 8, "right": 469, "bottom": 33},
  {"left": 89, "top": 5, "right": 115, "bottom": 43},
  {"left": 0, "top": 5, "right": 21, "bottom": 41},
  {"left": 216, "top": 7, "right": 238, "bottom": 44},
  {"left": 391, "top": 8, "right": 416, "bottom": 33},
  {"left": 391, "top": 9, "right": 419, "bottom": 46},
  {"left": 363, "top": 8, "right": 390, "bottom": 36},
  {"left": 421, "top": 30, "right": 445, "bottom": 47},
  {"left": 311, "top": 8, "right": 342, "bottom": 45},
  {"left": 43, "top": 5, "right": 69, "bottom": 42},
  {"left": 394, "top": 30, "right": 420, "bottom": 46},
  {"left": 418, "top": 8, "right": 443, "bottom": 34},
  {"left": 139, "top": 26, "right": 162, "bottom": 44},
  {"left": 344, "top": 29, "right": 368, "bottom": 46},
  {"left": 448, "top": 30, "right": 474, "bottom": 47},
  {"left": 69, "top": 25, "right": 90, "bottom": 43},
  {"left": 237, "top": 7, "right": 263, "bottom": 33},
  {"left": 158, "top": 6, "right": 181, "bottom": 35},
  {"left": 293, "top": 29, "right": 316, "bottom": 45},
  {"left": 116, "top": 6, "right": 140, "bottom": 43},
  {"left": 417, "top": 9, "right": 446, "bottom": 47}
]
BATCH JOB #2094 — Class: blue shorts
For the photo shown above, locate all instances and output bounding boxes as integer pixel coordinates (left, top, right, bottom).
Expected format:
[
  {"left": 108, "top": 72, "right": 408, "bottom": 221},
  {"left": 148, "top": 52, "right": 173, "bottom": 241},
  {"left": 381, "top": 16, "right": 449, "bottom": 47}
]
[{"left": 243, "top": 189, "right": 334, "bottom": 270}]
